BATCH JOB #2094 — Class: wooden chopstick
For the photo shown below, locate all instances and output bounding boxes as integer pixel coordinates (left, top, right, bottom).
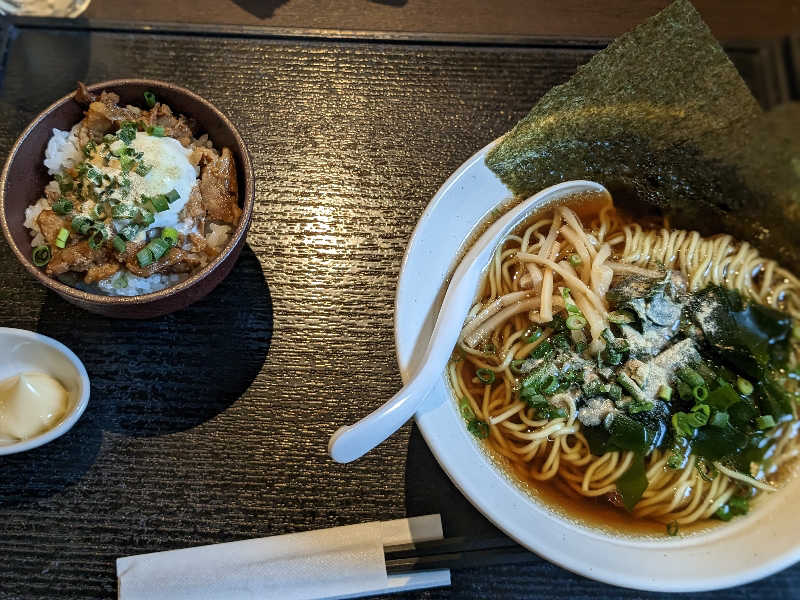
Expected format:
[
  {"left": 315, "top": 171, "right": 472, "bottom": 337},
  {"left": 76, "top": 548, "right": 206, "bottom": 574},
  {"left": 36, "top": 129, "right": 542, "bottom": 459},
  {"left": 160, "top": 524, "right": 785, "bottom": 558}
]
[{"left": 384, "top": 536, "right": 536, "bottom": 573}]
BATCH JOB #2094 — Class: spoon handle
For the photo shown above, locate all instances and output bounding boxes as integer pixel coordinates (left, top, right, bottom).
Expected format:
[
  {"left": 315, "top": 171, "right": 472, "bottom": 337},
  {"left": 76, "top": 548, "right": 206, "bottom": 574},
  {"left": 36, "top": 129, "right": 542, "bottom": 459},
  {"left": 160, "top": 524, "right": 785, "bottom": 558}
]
[
  {"left": 328, "top": 374, "right": 432, "bottom": 463},
  {"left": 329, "top": 180, "right": 609, "bottom": 463}
]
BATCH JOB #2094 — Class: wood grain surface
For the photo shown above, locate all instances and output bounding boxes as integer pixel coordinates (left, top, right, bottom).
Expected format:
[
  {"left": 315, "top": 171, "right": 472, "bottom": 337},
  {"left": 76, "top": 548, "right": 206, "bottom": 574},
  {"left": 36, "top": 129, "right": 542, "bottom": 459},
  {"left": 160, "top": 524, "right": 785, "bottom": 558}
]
[
  {"left": 0, "top": 24, "right": 798, "bottom": 600},
  {"left": 81, "top": 0, "right": 800, "bottom": 40}
]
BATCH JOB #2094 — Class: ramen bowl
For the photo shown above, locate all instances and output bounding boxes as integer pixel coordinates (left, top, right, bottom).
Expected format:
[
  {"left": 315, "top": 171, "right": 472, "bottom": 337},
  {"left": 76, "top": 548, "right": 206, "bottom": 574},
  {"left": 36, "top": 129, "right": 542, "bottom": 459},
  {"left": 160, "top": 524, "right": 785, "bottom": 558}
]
[
  {"left": 0, "top": 79, "right": 255, "bottom": 319},
  {"left": 395, "top": 139, "right": 800, "bottom": 591}
]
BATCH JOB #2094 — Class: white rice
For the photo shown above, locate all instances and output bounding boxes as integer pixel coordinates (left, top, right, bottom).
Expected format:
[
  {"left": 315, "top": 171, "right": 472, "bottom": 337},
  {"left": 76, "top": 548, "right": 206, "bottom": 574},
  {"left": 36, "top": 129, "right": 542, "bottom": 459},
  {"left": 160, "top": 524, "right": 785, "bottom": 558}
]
[
  {"left": 96, "top": 271, "right": 188, "bottom": 296},
  {"left": 43, "top": 126, "right": 83, "bottom": 175},
  {"left": 25, "top": 197, "right": 52, "bottom": 235}
]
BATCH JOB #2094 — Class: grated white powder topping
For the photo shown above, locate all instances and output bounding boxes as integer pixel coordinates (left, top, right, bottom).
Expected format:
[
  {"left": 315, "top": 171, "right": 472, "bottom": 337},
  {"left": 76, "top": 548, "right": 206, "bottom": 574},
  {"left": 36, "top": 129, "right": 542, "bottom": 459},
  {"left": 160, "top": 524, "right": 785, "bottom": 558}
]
[
  {"left": 578, "top": 398, "right": 617, "bottom": 427},
  {"left": 695, "top": 300, "right": 718, "bottom": 335}
]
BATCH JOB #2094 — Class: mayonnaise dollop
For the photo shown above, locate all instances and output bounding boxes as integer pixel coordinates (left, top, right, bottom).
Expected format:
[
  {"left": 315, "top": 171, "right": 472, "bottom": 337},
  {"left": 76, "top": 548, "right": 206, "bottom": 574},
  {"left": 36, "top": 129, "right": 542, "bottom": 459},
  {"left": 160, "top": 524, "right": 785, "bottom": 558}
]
[{"left": 0, "top": 373, "right": 68, "bottom": 443}]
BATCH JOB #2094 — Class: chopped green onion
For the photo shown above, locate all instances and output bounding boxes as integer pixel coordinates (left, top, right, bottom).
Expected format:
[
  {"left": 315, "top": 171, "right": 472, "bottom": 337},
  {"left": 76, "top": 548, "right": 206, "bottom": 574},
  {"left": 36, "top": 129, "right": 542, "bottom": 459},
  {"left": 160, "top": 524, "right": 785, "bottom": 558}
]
[
  {"left": 666, "top": 521, "right": 679, "bottom": 536},
  {"left": 161, "top": 226, "right": 179, "bottom": 247},
  {"left": 756, "top": 415, "right": 776, "bottom": 430},
  {"left": 524, "top": 327, "right": 542, "bottom": 343},
  {"left": 146, "top": 125, "right": 165, "bottom": 137},
  {"left": 32, "top": 244, "right": 51, "bottom": 266},
  {"left": 793, "top": 322, "right": 800, "bottom": 340},
  {"left": 715, "top": 505, "right": 734, "bottom": 521},
  {"left": 716, "top": 496, "right": 749, "bottom": 521},
  {"left": 85, "top": 165, "right": 103, "bottom": 186},
  {"left": 136, "top": 208, "right": 155, "bottom": 227},
  {"left": 551, "top": 333, "right": 570, "bottom": 352},
  {"left": 91, "top": 202, "right": 107, "bottom": 220},
  {"left": 628, "top": 400, "right": 654, "bottom": 414},
  {"left": 537, "top": 406, "right": 567, "bottom": 420},
  {"left": 118, "top": 123, "right": 137, "bottom": 145},
  {"left": 165, "top": 189, "right": 180, "bottom": 203},
  {"left": 119, "top": 154, "right": 135, "bottom": 173},
  {"left": 476, "top": 368, "right": 495, "bottom": 384},
  {"left": 55, "top": 173, "right": 74, "bottom": 193},
  {"left": 617, "top": 372, "right": 647, "bottom": 405},
  {"left": 693, "top": 385, "right": 709, "bottom": 403},
  {"left": 71, "top": 215, "right": 92, "bottom": 235},
  {"left": 607, "top": 383, "right": 622, "bottom": 402},
  {"left": 467, "top": 418, "right": 489, "bottom": 439},
  {"left": 55, "top": 227, "right": 69, "bottom": 249},
  {"left": 678, "top": 367, "right": 705, "bottom": 389},
  {"left": 667, "top": 451, "right": 684, "bottom": 469},
  {"left": 52, "top": 198, "right": 73, "bottom": 215},
  {"left": 459, "top": 397, "right": 475, "bottom": 421},
  {"left": 523, "top": 393, "right": 548, "bottom": 409},
  {"left": 601, "top": 348, "right": 623, "bottom": 367},
  {"left": 143, "top": 91, "right": 156, "bottom": 108},
  {"left": 695, "top": 458, "right": 718, "bottom": 482},
  {"left": 658, "top": 385, "right": 672, "bottom": 401},
  {"left": 539, "top": 375, "right": 559, "bottom": 396},
  {"left": 103, "top": 133, "right": 117, "bottom": 143},
  {"left": 135, "top": 162, "right": 152, "bottom": 177},
  {"left": 147, "top": 237, "right": 172, "bottom": 261},
  {"left": 568, "top": 254, "right": 582, "bottom": 267},
  {"left": 118, "top": 223, "right": 140, "bottom": 241},
  {"left": 728, "top": 496, "right": 749, "bottom": 515},
  {"left": 608, "top": 310, "right": 635, "bottom": 324},
  {"left": 522, "top": 363, "right": 556, "bottom": 393},
  {"left": 136, "top": 247, "right": 154, "bottom": 267},
  {"left": 672, "top": 413, "right": 694, "bottom": 438},
  {"left": 510, "top": 359, "right": 525, "bottom": 375},
  {"left": 561, "top": 368, "right": 584, "bottom": 387},
  {"left": 688, "top": 404, "right": 710, "bottom": 427},
  {"left": 736, "top": 377, "right": 753, "bottom": 396},
  {"left": 87, "top": 226, "right": 107, "bottom": 250},
  {"left": 82, "top": 140, "right": 96, "bottom": 157},
  {"left": 560, "top": 287, "right": 582, "bottom": 315},
  {"left": 112, "top": 235, "right": 127, "bottom": 253},
  {"left": 112, "top": 272, "right": 128, "bottom": 289},
  {"left": 112, "top": 203, "right": 138, "bottom": 219},
  {"left": 565, "top": 314, "right": 587, "bottom": 330},
  {"left": 151, "top": 195, "right": 169, "bottom": 212},
  {"left": 530, "top": 340, "right": 553, "bottom": 360}
]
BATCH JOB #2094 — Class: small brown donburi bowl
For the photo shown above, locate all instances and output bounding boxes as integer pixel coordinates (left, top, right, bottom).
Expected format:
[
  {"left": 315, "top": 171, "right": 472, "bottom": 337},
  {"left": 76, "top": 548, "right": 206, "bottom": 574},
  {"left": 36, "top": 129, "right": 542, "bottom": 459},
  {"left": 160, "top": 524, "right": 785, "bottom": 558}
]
[{"left": 0, "top": 79, "right": 255, "bottom": 319}]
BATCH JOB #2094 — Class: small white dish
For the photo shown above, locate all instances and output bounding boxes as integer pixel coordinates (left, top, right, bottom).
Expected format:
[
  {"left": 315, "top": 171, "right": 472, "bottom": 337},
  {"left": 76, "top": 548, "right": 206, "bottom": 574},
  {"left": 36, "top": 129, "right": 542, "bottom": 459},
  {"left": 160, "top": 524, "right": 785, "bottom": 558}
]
[
  {"left": 0, "top": 327, "right": 90, "bottom": 455},
  {"left": 394, "top": 139, "right": 800, "bottom": 591}
]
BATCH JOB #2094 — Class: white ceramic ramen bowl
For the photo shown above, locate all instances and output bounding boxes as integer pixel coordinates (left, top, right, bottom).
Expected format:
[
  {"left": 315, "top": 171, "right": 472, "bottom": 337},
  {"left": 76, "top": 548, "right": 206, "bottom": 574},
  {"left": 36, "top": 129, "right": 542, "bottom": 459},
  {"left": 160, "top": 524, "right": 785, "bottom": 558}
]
[
  {"left": 0, "top": 327, "right": 90, "bottom": 455},
  {"left": 394, "top": 139, "right": 800, "bottom": 591}
]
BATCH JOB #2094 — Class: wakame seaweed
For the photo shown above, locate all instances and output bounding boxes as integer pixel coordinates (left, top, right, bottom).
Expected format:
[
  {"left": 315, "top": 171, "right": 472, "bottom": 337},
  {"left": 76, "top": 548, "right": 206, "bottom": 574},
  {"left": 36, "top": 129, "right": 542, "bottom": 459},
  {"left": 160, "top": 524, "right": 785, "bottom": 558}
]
[
  {"left": 690, "top": 285, "right": 793, "bottom": 379},
  {"left": 615, "top": 454, "right": 649, "bottom": 512}
]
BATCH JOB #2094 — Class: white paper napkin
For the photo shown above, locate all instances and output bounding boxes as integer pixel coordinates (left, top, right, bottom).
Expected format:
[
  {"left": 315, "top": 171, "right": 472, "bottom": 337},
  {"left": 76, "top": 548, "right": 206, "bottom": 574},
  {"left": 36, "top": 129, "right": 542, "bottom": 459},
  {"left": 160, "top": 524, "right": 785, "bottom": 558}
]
[{"left": 117, "top": 514, "right": 450, "bottom": 600}]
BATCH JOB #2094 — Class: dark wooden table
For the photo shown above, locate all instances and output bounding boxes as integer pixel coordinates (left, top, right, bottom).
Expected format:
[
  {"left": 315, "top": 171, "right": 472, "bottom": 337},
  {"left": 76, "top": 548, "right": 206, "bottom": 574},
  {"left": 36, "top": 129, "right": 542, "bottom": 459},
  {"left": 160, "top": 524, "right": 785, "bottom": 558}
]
[
  {"left": 83, "top": 0, "right": 799, "bottom": 40},
  {"left": 0, "top": 7, "right": 798, "bottom": 600}
]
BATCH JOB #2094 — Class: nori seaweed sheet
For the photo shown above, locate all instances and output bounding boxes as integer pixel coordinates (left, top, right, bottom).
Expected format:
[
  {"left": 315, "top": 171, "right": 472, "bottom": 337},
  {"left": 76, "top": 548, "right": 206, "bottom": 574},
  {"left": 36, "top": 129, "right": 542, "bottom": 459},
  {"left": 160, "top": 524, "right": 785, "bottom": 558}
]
[{"left": 486, "top": 0, "right": 800, "bottom": 271}]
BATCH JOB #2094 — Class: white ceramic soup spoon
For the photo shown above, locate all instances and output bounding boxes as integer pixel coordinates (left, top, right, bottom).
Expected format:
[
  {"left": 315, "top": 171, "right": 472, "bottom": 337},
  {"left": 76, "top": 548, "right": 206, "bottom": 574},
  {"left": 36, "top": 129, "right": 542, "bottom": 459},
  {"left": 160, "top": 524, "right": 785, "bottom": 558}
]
[{"left": 328, "top": 180, "right": 610, "bottom": 463}]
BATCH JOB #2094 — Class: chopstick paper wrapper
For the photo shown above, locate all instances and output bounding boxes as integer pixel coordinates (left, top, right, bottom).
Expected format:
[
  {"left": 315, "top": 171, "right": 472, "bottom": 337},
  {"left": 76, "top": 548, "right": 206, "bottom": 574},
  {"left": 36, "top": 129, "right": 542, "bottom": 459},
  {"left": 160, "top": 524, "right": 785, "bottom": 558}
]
[{"left": 116, "top": 514, "right": 449, "bottom": 600}]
